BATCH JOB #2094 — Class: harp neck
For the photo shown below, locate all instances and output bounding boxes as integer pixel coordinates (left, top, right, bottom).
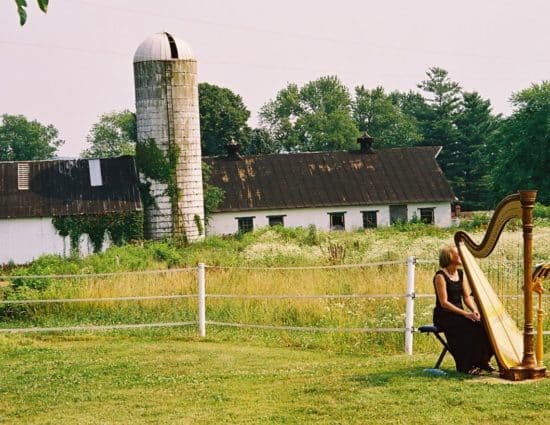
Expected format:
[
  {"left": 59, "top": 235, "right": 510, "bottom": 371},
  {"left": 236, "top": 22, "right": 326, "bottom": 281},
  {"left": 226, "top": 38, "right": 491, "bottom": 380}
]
[{"left": 454, "top": 192, "right": 523, "bottom": 258}]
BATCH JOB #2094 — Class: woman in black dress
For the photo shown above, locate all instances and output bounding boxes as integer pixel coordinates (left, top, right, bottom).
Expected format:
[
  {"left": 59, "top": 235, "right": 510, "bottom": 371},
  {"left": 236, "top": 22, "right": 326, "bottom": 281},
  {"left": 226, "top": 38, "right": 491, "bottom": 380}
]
[{"left": 433, "top": 245, "right": 494, "bottom": 375}]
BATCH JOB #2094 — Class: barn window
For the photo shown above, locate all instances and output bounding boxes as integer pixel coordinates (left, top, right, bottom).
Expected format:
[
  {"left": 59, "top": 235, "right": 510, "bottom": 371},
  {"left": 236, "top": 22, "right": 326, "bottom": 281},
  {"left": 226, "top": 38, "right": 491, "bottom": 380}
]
[
  {"left": 88, "top": 159, "right": 103, "bottom": 187},
  {"left": 419, "top": 208, "right": 435, "bottom": 224},
  {"left": 17, "top": 163, "right": 29, "bottom": 190},
  {"left": 362, "top": 211, "right": 378, "bottom": 229},
  {"left": 328, "top": 212, "right": 346, "bottom": 231},
  {"left": 390, "top": 205, "right": 407, "bottom": 225},
  {"left": 236, "top": 216, "right": 254, "bottom": 233},
  {"left": 267, "top": 215, "right": 285, "bottom": 227}
]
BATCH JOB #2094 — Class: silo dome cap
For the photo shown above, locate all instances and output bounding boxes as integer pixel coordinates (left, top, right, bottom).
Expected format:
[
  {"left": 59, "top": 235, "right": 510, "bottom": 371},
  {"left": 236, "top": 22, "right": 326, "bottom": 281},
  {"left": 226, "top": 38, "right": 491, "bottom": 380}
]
[{"left": 134, "top": 32, "right": 195, "bottom": 62}]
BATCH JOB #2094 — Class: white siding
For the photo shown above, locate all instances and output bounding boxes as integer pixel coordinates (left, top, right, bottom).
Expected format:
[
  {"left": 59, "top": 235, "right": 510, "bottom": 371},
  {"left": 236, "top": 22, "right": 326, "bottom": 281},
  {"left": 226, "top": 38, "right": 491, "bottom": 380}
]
[
  {"left": 0, "top": 217, "right": 110, "bottom": 265},
  {"left": 206, "top": 202, "right": 452, "bottom": 235}
]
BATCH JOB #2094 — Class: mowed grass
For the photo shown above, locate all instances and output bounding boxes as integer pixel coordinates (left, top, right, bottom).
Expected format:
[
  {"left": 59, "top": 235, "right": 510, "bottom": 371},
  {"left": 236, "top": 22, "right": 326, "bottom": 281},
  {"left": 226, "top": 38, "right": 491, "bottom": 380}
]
[{"left": 1, "top": 330, "right": 549, "bottom": 425}]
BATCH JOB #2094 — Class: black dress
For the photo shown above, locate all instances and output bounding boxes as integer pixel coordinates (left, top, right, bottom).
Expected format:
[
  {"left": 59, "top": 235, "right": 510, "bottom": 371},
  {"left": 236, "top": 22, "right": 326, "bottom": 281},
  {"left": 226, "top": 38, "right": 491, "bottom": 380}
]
[{"left": 433, "top": 269, "right": 493, "bottom": 373}]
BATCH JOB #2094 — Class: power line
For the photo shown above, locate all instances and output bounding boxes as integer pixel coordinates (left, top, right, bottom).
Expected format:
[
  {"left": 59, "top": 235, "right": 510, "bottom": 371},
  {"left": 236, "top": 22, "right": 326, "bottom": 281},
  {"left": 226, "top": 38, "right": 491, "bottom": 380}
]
[
  {"left": 67, "top": 0, "right": 550, "bottom": 65},
  {"left": 0, "top": 39, "right": 539, "bottom": 85}
]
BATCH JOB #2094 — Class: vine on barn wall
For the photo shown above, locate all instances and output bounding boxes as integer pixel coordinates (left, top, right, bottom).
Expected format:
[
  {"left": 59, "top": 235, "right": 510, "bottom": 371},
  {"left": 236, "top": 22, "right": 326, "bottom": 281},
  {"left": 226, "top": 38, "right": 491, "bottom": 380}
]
[
  {"left": 52, "top": 212, "right": 144, "bottom": 255},
  {"left": 135, "top": 138, "right": 170, "bottom": 210},
  {"left": 194, "top": 214, "right": 203, "bottom": 236},
  {"left": 202, "top": 161, "right": 224, "bottom": 226}
]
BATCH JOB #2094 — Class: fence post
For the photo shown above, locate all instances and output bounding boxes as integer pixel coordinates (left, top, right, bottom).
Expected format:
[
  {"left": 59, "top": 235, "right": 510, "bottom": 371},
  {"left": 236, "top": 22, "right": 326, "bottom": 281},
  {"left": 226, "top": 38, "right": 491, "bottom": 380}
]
[
  {"left": 198, "top": 263, "right": 206, "bottom": 337},
  {"left": 405, "top": 256, "right": 416, "bottom": 355}
]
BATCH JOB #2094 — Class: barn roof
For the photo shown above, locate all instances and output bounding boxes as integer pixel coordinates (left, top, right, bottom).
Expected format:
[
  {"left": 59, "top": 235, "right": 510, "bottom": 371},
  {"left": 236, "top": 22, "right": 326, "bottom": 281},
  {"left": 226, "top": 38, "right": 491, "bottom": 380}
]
[
  {"left": 203, "top": 146, "right": 455, "bottom": 213},
  {"left": 0, "top": 156, "right": 142, "bottom": 219}
]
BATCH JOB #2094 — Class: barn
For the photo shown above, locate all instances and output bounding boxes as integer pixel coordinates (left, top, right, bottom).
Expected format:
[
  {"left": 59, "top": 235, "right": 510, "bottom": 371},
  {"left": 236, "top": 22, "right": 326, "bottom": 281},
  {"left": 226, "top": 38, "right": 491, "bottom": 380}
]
[
  {"left": 0, "top": 156, "right": 141, "bottom": 264},
  {"left": 204, "top": 138, "right": 456, "bottom": 235}
]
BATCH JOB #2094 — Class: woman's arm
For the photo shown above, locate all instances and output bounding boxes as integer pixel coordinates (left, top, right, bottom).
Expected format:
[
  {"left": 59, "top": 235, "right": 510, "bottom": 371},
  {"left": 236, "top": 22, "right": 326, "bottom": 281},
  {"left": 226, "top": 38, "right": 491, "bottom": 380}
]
[
  {"left": 461, "top": 273, "right": 481, "bottom": 320},
  {"left": 435, "top": 274, "right": 479, "bottom": 321}
]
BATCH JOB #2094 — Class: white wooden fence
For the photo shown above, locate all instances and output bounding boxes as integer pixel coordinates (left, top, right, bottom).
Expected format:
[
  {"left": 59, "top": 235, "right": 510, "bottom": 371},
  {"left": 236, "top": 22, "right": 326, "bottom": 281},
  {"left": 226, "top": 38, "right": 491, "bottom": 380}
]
[{"left": 1, "top": 257, "right": 547, "bottom": 354}]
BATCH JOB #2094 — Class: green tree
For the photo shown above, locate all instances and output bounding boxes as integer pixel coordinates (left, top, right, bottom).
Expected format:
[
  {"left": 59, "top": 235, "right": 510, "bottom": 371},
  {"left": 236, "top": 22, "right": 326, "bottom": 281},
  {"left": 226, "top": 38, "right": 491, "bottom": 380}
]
[
  {"left": 417, "top": 67, "right": 462, "bottom": 145},
  {"left": 454, "top": 92, "right": 501, "bottom": 210},
  {"left": 202, "top": 162, "right": 224, "bottom": 224},
  {"left": 0, "top": 114, "right": 63, "bottom": 160},
  {"left": 389, "top": 90, "right": 430, "bottom": 127},
  {"left": 352, "top": 86, "right": 421, "bottom": 148},
  {"left": 260, "top": 76, "right": 359, "bottom": 152},
  {"left": 199, "top": 83, "right": 251, "bottom": 156},
  {"left": 416, "top": 67, "right": 463, "bottom": 193},
  {"left": 490, "top": 81, "right": 550, "bottom": 204},
  {"left": 259, "top": 83, "right": 301, "bottom": 152},
  {"left": 81, "top": 110, "right": 136, "bottom": 158},
  {"left": 14, "top": 0, "right": 48, "bottom": 25},
  {"left": 241, "top": 128, "right": 282, "bottom": 155}
]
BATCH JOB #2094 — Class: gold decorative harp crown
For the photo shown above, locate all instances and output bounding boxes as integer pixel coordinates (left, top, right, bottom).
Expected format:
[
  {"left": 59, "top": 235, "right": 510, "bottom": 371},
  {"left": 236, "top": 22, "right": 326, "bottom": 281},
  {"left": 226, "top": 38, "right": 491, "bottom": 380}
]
[{"left": 454, "top": 191, "right": 547, "bottom": 381}]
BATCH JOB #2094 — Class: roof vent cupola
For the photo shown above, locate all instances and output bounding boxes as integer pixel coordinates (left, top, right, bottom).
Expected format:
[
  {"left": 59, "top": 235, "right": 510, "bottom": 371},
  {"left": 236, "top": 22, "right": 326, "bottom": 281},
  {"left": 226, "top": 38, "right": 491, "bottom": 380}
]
[
  {"left": 357, "top": 132, "right": 375, "bottom": 154},
  {"left": 226, "top": 138, "right": 242, "bottom": 160}
]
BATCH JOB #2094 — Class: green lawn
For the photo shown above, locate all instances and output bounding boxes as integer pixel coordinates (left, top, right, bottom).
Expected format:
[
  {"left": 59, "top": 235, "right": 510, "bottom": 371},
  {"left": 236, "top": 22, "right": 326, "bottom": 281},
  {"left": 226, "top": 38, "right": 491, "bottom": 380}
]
[{"left": 1, "top": 331, "right": 549, "bottom": 424}]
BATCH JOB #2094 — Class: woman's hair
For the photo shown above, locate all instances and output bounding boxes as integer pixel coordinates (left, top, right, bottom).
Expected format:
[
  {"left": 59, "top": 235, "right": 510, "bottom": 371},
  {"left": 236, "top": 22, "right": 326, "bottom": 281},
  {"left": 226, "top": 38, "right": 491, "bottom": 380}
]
[{"left": 439, "top": 245, "right": 455, "bottom": 268}]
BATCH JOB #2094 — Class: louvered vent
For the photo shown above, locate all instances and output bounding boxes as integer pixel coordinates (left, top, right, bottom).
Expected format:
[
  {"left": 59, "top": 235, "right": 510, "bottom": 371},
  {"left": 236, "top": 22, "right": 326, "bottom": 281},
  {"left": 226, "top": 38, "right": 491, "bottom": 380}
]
[{"left": 17, "top": 163, "right": 30, "bottom": 190}]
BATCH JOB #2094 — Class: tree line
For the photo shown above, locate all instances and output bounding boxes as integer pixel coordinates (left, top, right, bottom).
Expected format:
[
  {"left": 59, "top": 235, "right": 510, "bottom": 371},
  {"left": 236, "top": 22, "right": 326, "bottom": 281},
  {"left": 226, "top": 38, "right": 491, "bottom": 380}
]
[{"left": 1, "top": 68, "right": 548, "bottom": 209}]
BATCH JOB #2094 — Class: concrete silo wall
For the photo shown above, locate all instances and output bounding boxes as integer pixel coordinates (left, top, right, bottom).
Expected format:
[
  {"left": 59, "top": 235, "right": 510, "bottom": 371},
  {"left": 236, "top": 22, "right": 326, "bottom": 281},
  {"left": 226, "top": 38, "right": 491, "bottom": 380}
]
[{"left": 134, "top": 59, "right": 204, "bottom": 242}]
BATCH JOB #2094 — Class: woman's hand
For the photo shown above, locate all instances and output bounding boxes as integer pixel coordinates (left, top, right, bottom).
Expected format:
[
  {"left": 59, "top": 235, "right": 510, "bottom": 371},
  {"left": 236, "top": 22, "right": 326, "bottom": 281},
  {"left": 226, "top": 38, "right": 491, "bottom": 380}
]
[{"left": 465, "top": 311, "right": 480, "bottom": 322}]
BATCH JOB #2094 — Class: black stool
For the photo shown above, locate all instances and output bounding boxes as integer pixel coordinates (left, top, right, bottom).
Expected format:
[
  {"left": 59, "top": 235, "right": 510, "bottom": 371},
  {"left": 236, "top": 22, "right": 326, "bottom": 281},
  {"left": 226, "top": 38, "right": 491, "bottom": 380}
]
[{"left": 418, "top": 325, "right": 450, "bottom": 369}]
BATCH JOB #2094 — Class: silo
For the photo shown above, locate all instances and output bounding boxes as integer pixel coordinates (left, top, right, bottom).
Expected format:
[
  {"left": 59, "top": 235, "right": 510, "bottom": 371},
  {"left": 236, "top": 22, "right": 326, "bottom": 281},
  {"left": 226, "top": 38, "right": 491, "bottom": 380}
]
[{"left": 133, "top": 32, "right": 204, "bottom": 242}]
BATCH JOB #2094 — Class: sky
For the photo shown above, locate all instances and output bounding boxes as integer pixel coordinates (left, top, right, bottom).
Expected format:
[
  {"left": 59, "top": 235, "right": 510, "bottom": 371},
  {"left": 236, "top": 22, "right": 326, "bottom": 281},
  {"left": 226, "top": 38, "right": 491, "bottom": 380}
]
[{"left": 1, "top": 0, "right": 549, "bottom": 157}]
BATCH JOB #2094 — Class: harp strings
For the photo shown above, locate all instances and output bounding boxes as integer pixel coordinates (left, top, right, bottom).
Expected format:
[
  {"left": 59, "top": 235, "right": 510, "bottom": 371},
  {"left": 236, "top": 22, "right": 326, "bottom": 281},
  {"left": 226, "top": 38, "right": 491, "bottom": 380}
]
[{"left": 478, "top": 219, "right": 523, "bottom": 327}]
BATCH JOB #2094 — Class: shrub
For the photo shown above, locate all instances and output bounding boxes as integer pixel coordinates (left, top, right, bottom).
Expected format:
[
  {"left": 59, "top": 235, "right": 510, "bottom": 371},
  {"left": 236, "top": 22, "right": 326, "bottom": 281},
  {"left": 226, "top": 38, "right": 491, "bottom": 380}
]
[
  {"left": 146, "top": 242, "right": 183, "bottom": 268},
  {"left": 534, "top": 203, "right": 550, "bottom": 219},
  {"left": 305, "top": 224, "right": 319, "bottom": 246},
  {"left": 464, "top": 212, "right": 491, "bottom": 229}
]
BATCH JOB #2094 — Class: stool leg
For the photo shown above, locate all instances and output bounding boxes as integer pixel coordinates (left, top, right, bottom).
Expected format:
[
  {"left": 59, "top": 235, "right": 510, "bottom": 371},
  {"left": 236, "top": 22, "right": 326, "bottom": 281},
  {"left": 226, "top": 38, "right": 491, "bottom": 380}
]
[
  {"left": 434, "top": 347, "right": 448, "bottom": 369},
  {"left": 433, "top": 333, "right": 450, "bottom": 369}
]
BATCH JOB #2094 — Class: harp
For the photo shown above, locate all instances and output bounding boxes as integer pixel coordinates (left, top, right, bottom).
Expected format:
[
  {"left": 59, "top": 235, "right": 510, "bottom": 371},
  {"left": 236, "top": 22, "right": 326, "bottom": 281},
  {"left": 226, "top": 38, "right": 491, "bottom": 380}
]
[{"left": 454, "top": 190, "right": 547, "bottom": 381}]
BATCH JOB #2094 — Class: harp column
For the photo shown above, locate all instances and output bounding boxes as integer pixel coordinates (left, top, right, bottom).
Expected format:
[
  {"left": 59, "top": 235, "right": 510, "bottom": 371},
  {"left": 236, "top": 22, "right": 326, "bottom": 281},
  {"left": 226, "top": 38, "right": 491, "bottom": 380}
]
[
  {"left": 506, "top": 189, "right": 547, "bottom": 380},
  {"left": 519, "top": 190, "right": 537, "bottom": 368}
]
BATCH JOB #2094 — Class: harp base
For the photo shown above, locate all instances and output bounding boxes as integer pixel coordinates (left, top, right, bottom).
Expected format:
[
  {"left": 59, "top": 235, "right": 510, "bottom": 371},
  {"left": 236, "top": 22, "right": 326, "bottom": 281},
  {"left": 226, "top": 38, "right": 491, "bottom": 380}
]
[{"left": 500, "top": 366, "right": 547, "bottom": 381}]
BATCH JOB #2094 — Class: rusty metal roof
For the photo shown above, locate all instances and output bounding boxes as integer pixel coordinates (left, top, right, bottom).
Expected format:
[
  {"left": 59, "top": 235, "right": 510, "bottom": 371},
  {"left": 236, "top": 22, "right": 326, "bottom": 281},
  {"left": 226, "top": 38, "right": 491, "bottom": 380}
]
[
  {"left": 204, "top": 146, "right": 455, "bottom": 212},
  {"left": 0, "top": 156, "right": 142, "bottom": 219}
]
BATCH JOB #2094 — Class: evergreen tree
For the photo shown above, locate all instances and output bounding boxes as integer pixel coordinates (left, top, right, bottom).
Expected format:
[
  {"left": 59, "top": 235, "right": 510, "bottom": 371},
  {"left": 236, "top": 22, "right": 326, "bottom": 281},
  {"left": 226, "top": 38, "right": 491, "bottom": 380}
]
[
  {"left": 416, "top": 67, "right": 462, "bottom": 197},
  {"left": 241, "top": 128, "right": 282, "bottom": 155},
  {"left": 455, "top": 92, "right": 501, "bottom": 210}
]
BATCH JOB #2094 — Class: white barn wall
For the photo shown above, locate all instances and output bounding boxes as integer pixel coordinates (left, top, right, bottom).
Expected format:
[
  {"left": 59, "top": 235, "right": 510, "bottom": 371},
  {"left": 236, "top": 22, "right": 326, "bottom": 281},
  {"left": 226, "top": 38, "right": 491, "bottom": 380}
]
[
  {"left": 410, "top": 202, "right": 452, "bottom": 227},
  {"left": 0, "top": 217, "right": 109, "bottom": 265},
  {"left": 206, "top": 202, "right": 452, "bottom": 235}
]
